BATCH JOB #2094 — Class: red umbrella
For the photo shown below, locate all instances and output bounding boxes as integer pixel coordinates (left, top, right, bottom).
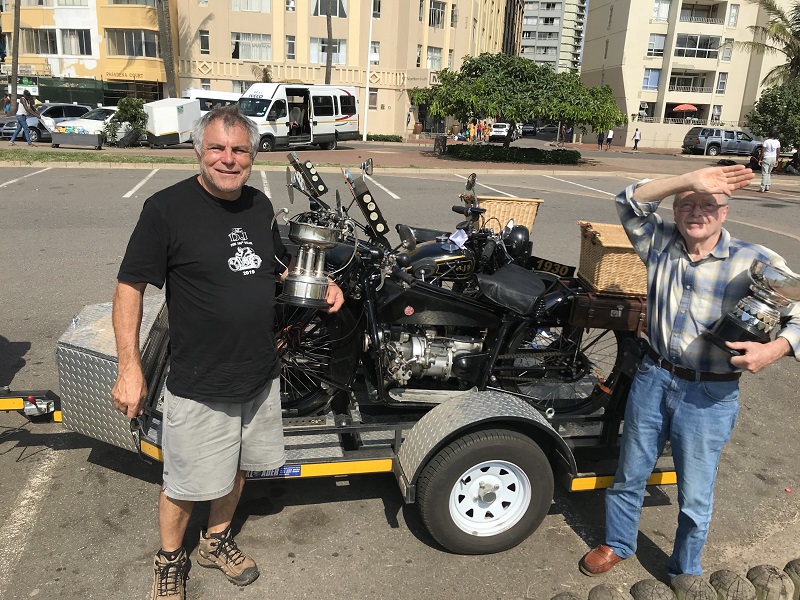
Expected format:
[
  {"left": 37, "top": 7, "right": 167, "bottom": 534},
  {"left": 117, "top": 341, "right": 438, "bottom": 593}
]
[{"left": 673, "top": 104, "right": 698, "bottom": 112}]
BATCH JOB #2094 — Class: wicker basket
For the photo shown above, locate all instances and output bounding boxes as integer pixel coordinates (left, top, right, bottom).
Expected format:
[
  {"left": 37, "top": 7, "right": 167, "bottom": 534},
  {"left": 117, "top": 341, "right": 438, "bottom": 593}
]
[
  {"left": 577, "top": 221, "right": 648, "bottom": 297},
  {"left": 477, "top": 196, "right": 543, "bottom": 231}
]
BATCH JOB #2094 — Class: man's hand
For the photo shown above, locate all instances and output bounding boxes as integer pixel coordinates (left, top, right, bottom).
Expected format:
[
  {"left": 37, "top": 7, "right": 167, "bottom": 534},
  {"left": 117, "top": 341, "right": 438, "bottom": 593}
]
[
  {"left": 690, "top": 164, "right": 755, "bottom": 197},
  {"left": 727, "top": 337, "right": 791, "bottom": 373},
  {"left": 112, "top": 365, "right": 148, "bottom": 418},
  {"left": 325, "top": 280, "right": 344, "bottom": 313}
]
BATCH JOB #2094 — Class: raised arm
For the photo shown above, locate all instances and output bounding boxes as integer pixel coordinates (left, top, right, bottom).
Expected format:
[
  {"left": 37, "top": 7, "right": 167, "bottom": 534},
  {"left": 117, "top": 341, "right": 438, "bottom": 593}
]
[{"left": 632, "top": 165, "right": 754, "bottom": 204}]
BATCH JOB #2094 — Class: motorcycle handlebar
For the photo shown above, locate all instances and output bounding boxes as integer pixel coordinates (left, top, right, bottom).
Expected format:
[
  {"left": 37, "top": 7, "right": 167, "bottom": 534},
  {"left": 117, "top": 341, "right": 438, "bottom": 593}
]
[
  {"left": 391, "top": 265, "right": 416, "bottom": 284},
  {"left": 452, "top": 205, "right": 469, "bottom": 215}
]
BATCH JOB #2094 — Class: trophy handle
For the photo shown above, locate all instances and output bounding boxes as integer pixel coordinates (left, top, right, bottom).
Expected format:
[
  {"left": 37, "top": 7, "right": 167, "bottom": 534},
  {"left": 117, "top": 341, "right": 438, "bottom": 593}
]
[
  {"left": 327, "top": 219, "right": 359, "bottom": 278},
  {"left": 271, "top": 207, "right": 291, "bottom": 271}
]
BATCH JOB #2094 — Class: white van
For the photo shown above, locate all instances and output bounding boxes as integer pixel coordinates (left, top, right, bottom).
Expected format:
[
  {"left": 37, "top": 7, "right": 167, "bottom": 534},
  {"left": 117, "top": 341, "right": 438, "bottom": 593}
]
[
  {"left": 180, "top": 88, "right": 242, "bottom": 115},
  {"left": 237, "top": 83, "right": 359, "bottom": 152}
]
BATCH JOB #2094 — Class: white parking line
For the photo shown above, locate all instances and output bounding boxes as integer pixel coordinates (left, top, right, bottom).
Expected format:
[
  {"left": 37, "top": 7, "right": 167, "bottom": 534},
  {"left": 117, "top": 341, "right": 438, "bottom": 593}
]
[
  {"left": 0, "top": 167, "right": 52, "bottom": 188},
  {"left": 454, "top": 174, "right": 517, "bottom": 197},
  {"left": 123, "top": 168, "right": 160, "bottom": 198},
  {"left": 542, "top": 175, "right": 616, "bottom": 197},
  {"left": 726, "top": 218, "right": 800, "bottom": 243},
  {"left": 260, "top": 170, "right": 272, "bottom": 198},
  {"left": 365, "top": 174, "right": 401, "bottom": 200}
]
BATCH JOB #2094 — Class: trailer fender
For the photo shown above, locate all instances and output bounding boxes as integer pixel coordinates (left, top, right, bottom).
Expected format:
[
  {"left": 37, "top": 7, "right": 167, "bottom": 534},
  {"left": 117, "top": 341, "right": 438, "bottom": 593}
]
[{"left": 396, "top": 389, "right": 577, "bottom": 503}]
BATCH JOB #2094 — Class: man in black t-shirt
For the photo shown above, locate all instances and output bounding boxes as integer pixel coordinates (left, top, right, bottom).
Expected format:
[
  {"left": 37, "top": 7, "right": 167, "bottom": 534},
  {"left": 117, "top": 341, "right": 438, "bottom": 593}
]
[{"left": 112, "top": 106, "right": 343, "bottom": 600}]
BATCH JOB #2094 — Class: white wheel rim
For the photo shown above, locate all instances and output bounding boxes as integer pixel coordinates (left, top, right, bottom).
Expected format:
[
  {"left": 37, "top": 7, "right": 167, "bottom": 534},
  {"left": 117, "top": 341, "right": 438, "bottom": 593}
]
[{"left": 448, "top": 459, "right": 532, "bottom": 537}]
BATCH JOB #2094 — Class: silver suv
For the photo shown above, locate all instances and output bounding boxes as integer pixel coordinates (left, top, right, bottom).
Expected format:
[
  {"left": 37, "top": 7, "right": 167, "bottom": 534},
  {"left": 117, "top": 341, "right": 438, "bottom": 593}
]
[
  {"left": 682, "top": 126, "right": 762, "bottom": 157},
  {"left": 1, "top": 103, "right": 92, "bottom": 143}
]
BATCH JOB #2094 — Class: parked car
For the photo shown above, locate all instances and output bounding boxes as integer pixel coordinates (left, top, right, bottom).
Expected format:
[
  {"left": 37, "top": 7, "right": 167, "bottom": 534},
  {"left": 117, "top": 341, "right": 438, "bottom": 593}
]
[
  {"left": 1, "top": 103, "right": 92, "bottom": 143},
  {"left": 682, "top": 126, "right": 762, "bottom": 157},
  {"left": 521, "top": 123, "right": 537, "bottom": 136},
  {"left": 53, "top": 106, "right": 124, "bottom": 143},
  {"left": 537, "top": 124, "right": 559, "bottom": 134},
  {"left": 488, "top": 122, "right": 519, "bottom": 143}
]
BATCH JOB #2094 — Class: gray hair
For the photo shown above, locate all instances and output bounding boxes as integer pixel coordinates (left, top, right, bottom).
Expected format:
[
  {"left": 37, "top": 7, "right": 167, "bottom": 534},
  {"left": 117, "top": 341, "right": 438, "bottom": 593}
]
[{"left": 193, "top": 105, "right": 260, "bottom": 159}]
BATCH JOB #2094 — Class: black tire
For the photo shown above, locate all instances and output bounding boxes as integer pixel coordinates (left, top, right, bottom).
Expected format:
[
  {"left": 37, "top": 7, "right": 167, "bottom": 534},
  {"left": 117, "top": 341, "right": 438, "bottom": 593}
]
[
  {"left": 707, "top": 145, "right": 720, "bottom": 156},
  {"left": 28, "top": 127, "right": 40, "bottom": 143},
  {"left": 495, "top": 326, "right": 632, "bottom": 414},
  {"left": 416, "top": 428, "right": 554, "bottom": 554},
  {"left": 259, "top": 136, "right": 275, "bottom": 152},
  {"left": 94, "top": 146, "right": 102, "bottom": 150},
  {"left": 320, "top": 138, "right": 337, "bottom": 150},
  {"left": 275, "top": 303, "right": 359, "bottom": 415},
  {"left": 51, "top": 143, "right": 59, "bottom": 148}
]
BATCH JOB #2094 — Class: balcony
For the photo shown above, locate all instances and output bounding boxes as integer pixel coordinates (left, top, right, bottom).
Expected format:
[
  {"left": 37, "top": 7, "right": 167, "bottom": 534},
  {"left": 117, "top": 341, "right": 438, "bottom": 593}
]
[
  {"left": 668, "top": 85, "right": 712, "bottom": 93},
  {"left": 679, "top": 2, "right": 726, "bottom": 25},
  {"left": 679, "top": 16, "right": 724, "bottom": 24}
]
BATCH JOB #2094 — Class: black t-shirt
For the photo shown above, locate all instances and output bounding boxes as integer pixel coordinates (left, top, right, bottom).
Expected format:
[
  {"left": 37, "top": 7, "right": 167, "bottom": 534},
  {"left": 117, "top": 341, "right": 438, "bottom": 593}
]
[{"left": 118, "top": 176, "right": 291, "bottom": 402}]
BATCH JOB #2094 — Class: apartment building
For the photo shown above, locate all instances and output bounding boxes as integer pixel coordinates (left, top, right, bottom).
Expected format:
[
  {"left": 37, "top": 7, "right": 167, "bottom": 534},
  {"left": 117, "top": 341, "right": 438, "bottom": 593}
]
[
  {"left": 581, "top": 0, "right": 789, "bottom": 148},
  {"left": 520, "top": 0, "right": 586, "bottom": 73},
  {"left": 176, "top": 0, "right": 509, "bottom": 136},
  {"left": 0, "top": 0, "right": 168, "bottom": 102}
]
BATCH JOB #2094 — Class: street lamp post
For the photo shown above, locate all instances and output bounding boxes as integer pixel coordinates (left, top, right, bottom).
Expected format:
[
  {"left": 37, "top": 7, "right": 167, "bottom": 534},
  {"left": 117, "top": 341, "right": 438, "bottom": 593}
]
[{"left": 362, "top": 0, "right": 375, "bottom": 142}]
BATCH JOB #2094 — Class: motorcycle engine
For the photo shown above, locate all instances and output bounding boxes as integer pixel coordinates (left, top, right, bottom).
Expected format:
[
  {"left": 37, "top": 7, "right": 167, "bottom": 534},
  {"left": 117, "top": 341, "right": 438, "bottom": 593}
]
[{"left": 379, "top": 327, "right": 484, "bottom": 385}]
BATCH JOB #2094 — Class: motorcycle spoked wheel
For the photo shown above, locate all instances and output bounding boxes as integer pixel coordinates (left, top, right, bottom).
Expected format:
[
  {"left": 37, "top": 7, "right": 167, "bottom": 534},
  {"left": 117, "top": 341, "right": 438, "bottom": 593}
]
[
  {"left": 495, "top": 326, "right": 633, "bottom": 414},
  {"left": 275, "top": 303, "right": 359, "bottom": 416}
]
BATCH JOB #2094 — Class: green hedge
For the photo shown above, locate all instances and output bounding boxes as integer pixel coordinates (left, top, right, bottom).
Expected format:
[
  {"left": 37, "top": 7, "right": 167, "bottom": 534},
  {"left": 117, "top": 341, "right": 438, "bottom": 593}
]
[
  {"left": 445, "top": 144, "right": 581, "bottom": 165},
  {"left": 367, "top": 134, "right": 403, "bottom": 142}
]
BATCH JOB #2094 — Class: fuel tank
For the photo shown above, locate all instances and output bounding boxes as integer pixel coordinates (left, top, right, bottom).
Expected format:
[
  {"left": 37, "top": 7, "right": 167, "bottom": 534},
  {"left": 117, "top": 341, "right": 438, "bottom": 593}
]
[{"left": 403, "top": 238, "right": 475, "bottom": 281}]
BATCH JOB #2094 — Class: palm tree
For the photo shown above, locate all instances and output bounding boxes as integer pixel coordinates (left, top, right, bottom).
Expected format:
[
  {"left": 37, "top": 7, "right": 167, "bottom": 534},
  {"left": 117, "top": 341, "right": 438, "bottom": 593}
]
[
  {"left": 9, "top": 0, "right": 21, "bottom": 112},
  {"left": 737, "top": 0, "right": 800, "bottom": 85},
  {"left": 156, "top": 0, "right": 178, "bottom": 98},
  {"left": 325, "top": 0, "right": 333, "bottom": 84}
]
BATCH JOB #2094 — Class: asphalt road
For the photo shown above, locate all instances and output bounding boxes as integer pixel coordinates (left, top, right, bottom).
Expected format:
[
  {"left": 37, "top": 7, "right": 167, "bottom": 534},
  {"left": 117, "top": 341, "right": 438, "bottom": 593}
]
[{"left": 1, "top": 162, "right": 799, "bottom": 600}]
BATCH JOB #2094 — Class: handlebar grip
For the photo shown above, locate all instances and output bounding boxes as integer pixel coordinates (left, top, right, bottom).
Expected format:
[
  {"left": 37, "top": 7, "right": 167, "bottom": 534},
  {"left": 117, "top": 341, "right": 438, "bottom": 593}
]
[
  {"left": 392, "top": 265, "right": 416, "bottom": 284},
  {"left": 452, "top": 205, "right": 469, "bottom": 215}
]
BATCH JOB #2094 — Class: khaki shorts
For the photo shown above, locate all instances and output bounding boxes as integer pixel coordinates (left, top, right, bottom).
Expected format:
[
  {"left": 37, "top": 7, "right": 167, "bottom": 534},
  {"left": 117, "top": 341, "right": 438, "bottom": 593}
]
[{"left": 161, "top": 378, "right": 285, "bottom": 502}]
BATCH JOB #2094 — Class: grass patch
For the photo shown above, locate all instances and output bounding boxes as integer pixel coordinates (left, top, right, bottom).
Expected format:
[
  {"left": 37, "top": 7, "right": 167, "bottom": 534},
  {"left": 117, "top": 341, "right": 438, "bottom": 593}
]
[
  {"left": 0, "top": 148, "right": 198, "bottom": 165},
  {"left": 445, "top": 144, "right": 581, "bottom": 165}
]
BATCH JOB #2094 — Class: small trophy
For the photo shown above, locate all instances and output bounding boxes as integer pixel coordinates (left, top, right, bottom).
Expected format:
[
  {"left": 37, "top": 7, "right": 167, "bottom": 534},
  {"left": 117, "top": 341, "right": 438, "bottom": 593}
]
[{"left": 706, "top": 259, "right": 800, "bottom": 355}]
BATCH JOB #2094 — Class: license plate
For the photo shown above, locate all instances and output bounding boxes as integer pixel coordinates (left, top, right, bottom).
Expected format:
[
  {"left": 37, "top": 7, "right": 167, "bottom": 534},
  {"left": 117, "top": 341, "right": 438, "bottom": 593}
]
[{"left": 529, "top": 255, "right": 576, "bottom": 278}]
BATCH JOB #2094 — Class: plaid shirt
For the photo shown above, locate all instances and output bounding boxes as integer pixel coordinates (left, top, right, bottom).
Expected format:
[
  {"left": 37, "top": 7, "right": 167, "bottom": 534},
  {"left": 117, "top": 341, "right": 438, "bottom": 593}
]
[{"left": 617, "top": 183, "right": 800, "bottom": 373}]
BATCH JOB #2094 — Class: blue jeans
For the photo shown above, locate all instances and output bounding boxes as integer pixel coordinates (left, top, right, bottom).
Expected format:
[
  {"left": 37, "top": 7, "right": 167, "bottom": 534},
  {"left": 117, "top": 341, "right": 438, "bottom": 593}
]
[
  {"left": 604, "top": 355, "right": 739, "bottom": 578},
  {"left": 10, "top": 114, "right": 31, "bottom": 144}
]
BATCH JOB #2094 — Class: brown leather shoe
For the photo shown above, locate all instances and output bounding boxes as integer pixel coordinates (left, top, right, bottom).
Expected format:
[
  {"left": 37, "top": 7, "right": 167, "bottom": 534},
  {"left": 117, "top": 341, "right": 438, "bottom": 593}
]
[{"left": 579, "top": 544, "right": 625, "bottom": 576}]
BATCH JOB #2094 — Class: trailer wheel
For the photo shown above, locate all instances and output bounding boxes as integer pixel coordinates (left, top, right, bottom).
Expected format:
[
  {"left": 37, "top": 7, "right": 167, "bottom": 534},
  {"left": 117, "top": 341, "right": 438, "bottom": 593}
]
[
  {"left": 416, "top": 428, "right": 553, "bottom": 554},
  {"left": 259, "top": 136, "right": 275, "bottom": 152}
]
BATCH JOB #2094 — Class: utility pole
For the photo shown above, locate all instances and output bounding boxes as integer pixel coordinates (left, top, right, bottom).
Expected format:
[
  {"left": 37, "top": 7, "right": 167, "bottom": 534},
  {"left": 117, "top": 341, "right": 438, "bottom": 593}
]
[
  {"left": 10, "top": 0, "right": 21, "bottom": 111},
  {"left": 362, "top": 0, "right": 374, "bottom": 141}
]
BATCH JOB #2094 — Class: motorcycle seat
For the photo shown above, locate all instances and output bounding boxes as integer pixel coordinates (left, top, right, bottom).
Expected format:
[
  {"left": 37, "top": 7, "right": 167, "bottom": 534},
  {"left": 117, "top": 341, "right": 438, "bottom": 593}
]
[{"left": 475, "top": 263, "right": 546, "bottom": 316}]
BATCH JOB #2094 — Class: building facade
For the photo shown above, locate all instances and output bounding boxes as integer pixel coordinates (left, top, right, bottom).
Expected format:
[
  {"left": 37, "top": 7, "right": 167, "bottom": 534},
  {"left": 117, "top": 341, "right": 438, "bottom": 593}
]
[
  {"left": 502, "top": 0, "right": 524, "bottom": 56},
  {"left": 520, "top": 0, "right": 586, "bottom": 72},
  {"left": 581, "top": 0, "right": 789, "bottom": 148}
]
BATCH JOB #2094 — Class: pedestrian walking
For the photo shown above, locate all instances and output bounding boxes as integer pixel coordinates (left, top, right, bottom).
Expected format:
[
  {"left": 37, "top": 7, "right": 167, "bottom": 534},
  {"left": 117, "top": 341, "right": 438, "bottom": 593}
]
[
  {"left": 605, "top": 128, "right": 614, "bottom": 151},
  {"left": 10, "top": 90, "right": 39, "bottom": 146},
  {"left": 597, "top": 131, "right": 604, "bottom": 151},
  {"left": 759, "top": 131, "right": 781, "bottom": 192},
  {"left": 579, "top": 164, "right": 800, "bottom": 581},
  {"left": 632, "top": 128, "right": 641, "bottom": 152},
  {"left": 112, "top": 105, "right": 344, "bottom": 600},
  {"left": 476, "top": 121, "right": 483, "bottom": 143}
]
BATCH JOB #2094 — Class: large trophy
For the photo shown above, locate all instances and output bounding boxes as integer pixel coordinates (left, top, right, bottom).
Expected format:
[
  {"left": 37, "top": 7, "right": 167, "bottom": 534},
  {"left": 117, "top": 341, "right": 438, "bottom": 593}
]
[{"left": 706, "top": 259, "right": 800, "bottom": 354}]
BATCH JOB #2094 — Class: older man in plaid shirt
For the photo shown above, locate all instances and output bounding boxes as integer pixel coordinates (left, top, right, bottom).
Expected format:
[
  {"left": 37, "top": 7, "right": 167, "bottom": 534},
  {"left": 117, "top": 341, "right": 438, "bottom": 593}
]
[{"left": 580, "top": 165, "right": 800, "bottom": 580}]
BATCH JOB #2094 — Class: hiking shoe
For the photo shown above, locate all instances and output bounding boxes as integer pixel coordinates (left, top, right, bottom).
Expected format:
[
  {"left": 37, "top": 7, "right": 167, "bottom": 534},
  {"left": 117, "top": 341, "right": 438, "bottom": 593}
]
[
  {"left": 197, "top": 527, "right": 259, "bottom": 586},
  {"left": 151, "top": 548, "right": 188, "bottom": 599}
]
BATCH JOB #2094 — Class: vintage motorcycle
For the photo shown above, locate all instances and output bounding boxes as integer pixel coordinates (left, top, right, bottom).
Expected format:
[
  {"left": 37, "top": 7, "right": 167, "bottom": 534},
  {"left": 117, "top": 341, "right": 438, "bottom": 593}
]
[{"left": 275, "top": 155, "right": 644, "bottom": 419}]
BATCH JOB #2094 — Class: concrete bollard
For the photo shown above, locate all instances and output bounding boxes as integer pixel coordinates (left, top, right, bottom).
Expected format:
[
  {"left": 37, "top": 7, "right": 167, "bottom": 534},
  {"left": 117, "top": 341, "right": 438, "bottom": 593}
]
[
  {"left": 747, "top": 565, "right": 796, "bottom": 600},
  {"left": 630, "top": 579, "right": 676, "bottom": 599},
  {"left": 671, "top": 574, "right": 717, "bottom": 599},
  {"left": 588, "top": 584, "right": 635, "bottom": 599},
  {"left": 784, "top": 560, "right": 800, "bottom": 600},
  {"left": 709, "top": 569, "right": 757, "bottom": 600}
]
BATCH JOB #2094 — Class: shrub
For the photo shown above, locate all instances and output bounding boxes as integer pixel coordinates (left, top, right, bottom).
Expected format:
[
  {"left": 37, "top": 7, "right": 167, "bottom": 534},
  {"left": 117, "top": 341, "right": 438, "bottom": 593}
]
[
  {"left": 367, "top": 134, "right": 403, "bottom": 142},
  {"left": 445, "top": 144, "right": 581, "bottom": 165},
  {"left": 104, "top": 97, "right": 148, "bottom": 147}
]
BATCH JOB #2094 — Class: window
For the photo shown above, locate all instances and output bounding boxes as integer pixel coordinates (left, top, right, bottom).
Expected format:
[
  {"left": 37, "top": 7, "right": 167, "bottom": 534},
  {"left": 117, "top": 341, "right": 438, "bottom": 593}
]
[
  {"left": 231, "top": 33, "right": 272, "bottom": 60},
  {"left": 429, "top": 1, "right": 445, "bottom": 28},
  {"left": 312, "top": 95, "right": 334, "bottom": 116},
  {"left": 266, "top": 99, "right": 287, "bottom": 120},
  {"left": 642, "top": 67, "right": 661, "bottom": 90},
  {"left": 537, "top": 31, "right": 558, "bottom": 40},
  {"left": 724, "top": 130, "right": 735, "bottom": 141},
  {"left": 448, "top": 48, "right": 453, "bottom": 68},
  {"left": 309, "top": 37, "right": 346, "bottom": 64},
  {"left": 312, "top": 0, "right": 347, "bottom": 17},
  {"left": 427, "top": 46, "right": 442, "bottom": 70},
  {"left": 201, "top": 79, "right": 211, "bottom": 90},
  {"left": 232, "top": 0, "right": 270, "bottom": 11},
  {"left": 57, "top": 0, "right": 87, "bottom": 5},
  {"left": 450, "top": 4, "right": 457, "bottom": 27},
  {"left": 674, "top": 34, "right": 720, "bottom": 59},
  {"left": 106, "top": 29, "right": 159, "bottom": 57},
  {"left": 712, "top": 105, "right": 722, "bottom": 121},
  {"left": 419, "top": 0, "right": 424, "bottom": 21},
  {"left": 542, "top": 2, "right": 560, "bottom": 10},
  {"left": 340, "top": 95, "right": 356, "bottom": 115},
  {"left": 286, "top": 0, "right": 295, "bottom": 10},
  {"left": 652, "top": 0, "right": 670, "bottom": 21},
  {"left": 416, "top": 44, "right": 422, "bottom": 67},
  {"left": 542, "top": 17, "right": 559, "bottom": 26},
  {"left": 524, "top": 1, "right": 538, "bottom": 9},
  {"left": 110, "top": 0, "right": 155, "bottom": 5},
  {"left": 232, "top": 80, "right": 256, "bottom": 93},
  {"left": 523, "top": 16, "right": 538, "bottom": 25},
  {"left": 607, "top": 5, "right": 613, "bottom": 28},
  {"left": 728, "top": 4, "right": 739, "bottom": 27},
  {"left": 372, "top": 0, "right": 380, "bottom": 18},
  {"left": 21, "top": 28, "right": 57, "bottom": 54},
  {"left": 61, "top": 28, "right": 91, "bottom": 55},
  {"left": 358, "top": 40, "right": 375, "bottom": 66},
  {"left": 647, "top": 33, "right": 666, "bottom": 57},
  {"left": 368, "top": 88, "right": 378, "bottom": 109},
  {"left": 721, "top": 38, "right": 733, "bottom": 61},
  {"left": 285, "top": 35, "right": 296, "bottom": 59},
  {"left": 199, "top": 30, "right": 210, "bottom": 54},
  {"left": 716, "top": 72, "right": 727, "bottom": 94}
]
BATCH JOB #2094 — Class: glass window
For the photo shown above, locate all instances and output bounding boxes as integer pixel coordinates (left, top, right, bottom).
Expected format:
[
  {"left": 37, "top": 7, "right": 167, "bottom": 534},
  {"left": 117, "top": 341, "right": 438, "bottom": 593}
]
[
  {"left": 201, "top": 79, "right": 211, "bottom": 90},
  {"left": 450, "top": 3, "right": 457, "bottom": 27},
  {"left": 416, "top": 44, "right": 422, "bottom": 67},
  {"left": 427, "top": 46, "right": 442, "bottom": 70},
  {"left": 711, "top": 105, "right": 722, "bottom": 121},
  {"left": 285, "top": 35, "right": 296, "bottom": 59},
  {"left": 199, "top": 30, "right": 210, "bottom": 54},
  {"left": 523, "top": 15, "right": 538, "bottom": 25},
  {"left": 728, "top": 4, "right": 739, "bottom": 27},
  {"left": 109, "top": 0, "right": 155, "bottom": 5},
  {"left": 721, "top": 38, "right": 733, "bottom": 61},
  {"left": 448, "top": 48, "right": 454, "bottom": 68},
  {"left": 372, "top": 0, "right": 380, "bottom": 18},
  {"left": 21, "top": 28, "right": 57, "bottom": 54},
  {"left": 604, "top": 39, "right": 609, "bottom": 58},
  {"left": 312, "top": 95, "right": 334, "bottom": 117},
  {"left": 266, "top": 99, "right": 287, "bottom": 120},
  {"left": 61, "top": 29, "right": 91, "bottom": 55},
  {"left": 643, "top": 67, "right": 661, "bottom": 90},
  {"left": 716, "top": 72, "right": 727, "bottom": 94},
  {"left": 652, "top": 0, "right": 670, "bottom": 21},
  {"left": 542, "top": 17, "right": 560, "bottom": 26},
  {"left": 231, "top": 0, "right": 270, "bottom": 11},
  {"left": 106, "top": 29, "right": 159, "bottom": 57},
  {"left": 56, "top": 0, "right": 87, "bottom": 5},
  {"left": 232, "top": 80, "right": 256, "bottom": 93},
  {"left": 309, "top": 37, "right": 346, "bottom": 64},
  {"left": 647, "top": 34, "right": 666, "bottom": 56},
  {"left": 312, "top": 0, "right": 347, "bottom": 17},
  {"left": 238, "top": 98, "right": 269, "bottom": 117},
  {"left": 286, "top": 0, "right": 295, "bottom": 10},
  {"left": 607, "top": 5, "right": 613, "bottom": 28},
  {"left": 369, "top": 41, "right": 380, "bottom": 65},
  {"left": 231, "top": 32, "right": 272, "bottom": 60},
  {"left": 340, "top": 95, "right": 356, "bottom": 115},
  {"left": 674, "top": 34, "right": 720, "bottom": 59},
  {"left": 42, "top": 106, "right": 64, "bottom": 118},
  {"left": 419, "top": 0, "right": 424, "bottom": 21},
  {"left": 724, "top": 131, "right": 735, "bottom": 140},
  {"left": 429, "top": 1, "right": 445, "bottom": 28},
  {"left": 368, "top": 88, "right": 378, "bottom": 109}
]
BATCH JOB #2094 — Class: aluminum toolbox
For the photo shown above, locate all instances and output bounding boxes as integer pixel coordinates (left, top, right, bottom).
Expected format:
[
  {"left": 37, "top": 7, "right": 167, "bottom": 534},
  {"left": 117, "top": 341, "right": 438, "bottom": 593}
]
[
  {"left": 569, "top": 291, "right": 647, "bottom": 336},
  {"left": 56, "top": 296, "right": 168, "bottom": 451}
]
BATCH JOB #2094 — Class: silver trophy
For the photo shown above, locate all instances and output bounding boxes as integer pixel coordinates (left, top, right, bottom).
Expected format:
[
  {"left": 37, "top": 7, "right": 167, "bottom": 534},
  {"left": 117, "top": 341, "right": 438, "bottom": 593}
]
[{"left": 706, "top": 259, "right": 800, "bottom": 354}]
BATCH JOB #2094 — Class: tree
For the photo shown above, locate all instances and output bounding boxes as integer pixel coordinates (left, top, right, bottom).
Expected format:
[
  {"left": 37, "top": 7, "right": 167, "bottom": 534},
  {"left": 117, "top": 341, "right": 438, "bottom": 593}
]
[
  {"left": 745, "top": 77, "right": 800, "bottom": 144},
  {"left": 409, "top": 53, "right": 626, "bottom": 147},
  {"left": 9, "top": 0, "right": 21, "bottom": 112},
  {"left": 325, "top": 0, "right": 333, "bottom": 84},
  {"left": 737, "top": 0, "right": 800, "bottom": 85},
  {"left": 156, "top": 0, "right": 178, "bottom": 98},
  {"left": 251, "top": 65, "right": 273, "bottom": 83}
]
